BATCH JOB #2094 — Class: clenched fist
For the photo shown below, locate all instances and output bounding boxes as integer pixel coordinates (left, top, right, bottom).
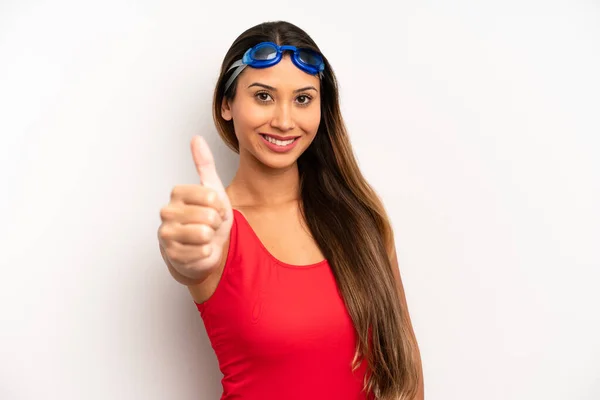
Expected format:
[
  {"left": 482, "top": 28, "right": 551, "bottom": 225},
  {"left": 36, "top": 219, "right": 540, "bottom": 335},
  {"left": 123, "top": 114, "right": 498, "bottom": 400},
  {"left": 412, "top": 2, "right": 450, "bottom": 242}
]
[{"left": 158, "top": 136, "right": 233, "bottom": 281}]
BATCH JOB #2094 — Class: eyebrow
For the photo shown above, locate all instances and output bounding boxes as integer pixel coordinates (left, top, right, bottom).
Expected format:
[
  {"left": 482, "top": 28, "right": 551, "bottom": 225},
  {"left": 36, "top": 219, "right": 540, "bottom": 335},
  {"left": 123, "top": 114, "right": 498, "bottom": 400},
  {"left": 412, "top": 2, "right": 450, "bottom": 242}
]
[{"left": 247, "top": 82, "right": 318, "bottom": 93}]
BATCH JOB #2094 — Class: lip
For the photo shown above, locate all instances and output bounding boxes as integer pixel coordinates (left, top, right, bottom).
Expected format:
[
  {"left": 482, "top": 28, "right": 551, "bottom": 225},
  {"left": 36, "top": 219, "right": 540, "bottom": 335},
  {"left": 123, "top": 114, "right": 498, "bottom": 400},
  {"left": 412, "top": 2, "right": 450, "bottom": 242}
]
[
  {"left": 259, "top": 133, "right": 301, "bottom": 153},
  {"left": 260, "top": 133, "right": 301, "bottom": 140}
]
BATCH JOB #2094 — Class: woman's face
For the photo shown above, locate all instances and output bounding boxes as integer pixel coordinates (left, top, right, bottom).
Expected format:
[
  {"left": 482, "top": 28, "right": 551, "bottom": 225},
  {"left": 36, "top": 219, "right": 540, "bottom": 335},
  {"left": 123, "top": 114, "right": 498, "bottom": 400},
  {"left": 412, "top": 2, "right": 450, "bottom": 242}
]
[{"left": 221, "top": 54, "right": 322, "bottom": 170}]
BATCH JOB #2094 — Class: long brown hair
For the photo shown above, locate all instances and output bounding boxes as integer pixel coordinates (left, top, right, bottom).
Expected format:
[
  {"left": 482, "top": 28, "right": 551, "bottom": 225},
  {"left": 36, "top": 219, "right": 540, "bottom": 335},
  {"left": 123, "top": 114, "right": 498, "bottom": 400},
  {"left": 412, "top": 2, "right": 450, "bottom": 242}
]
[{"left": 211, "top": 21, "right": 421, "bottom": 400}]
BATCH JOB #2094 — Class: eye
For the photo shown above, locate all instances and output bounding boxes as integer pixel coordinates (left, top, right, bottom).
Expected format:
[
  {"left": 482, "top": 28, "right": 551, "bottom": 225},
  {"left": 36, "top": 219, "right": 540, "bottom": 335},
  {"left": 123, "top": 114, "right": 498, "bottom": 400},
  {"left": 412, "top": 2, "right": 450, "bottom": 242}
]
[
  {"left": 296, "top": 94, "right": 312, "bottom": 106},
  {"left": 255, "top": 92, "right": 273, "bottom": 103}
]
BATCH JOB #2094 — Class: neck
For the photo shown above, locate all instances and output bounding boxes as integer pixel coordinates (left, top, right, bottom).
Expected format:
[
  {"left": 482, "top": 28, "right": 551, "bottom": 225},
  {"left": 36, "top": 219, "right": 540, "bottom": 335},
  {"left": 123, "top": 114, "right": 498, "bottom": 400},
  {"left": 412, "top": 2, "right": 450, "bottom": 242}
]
[{"left": 229, "top": 150, "right": 301, "bottom": 207}]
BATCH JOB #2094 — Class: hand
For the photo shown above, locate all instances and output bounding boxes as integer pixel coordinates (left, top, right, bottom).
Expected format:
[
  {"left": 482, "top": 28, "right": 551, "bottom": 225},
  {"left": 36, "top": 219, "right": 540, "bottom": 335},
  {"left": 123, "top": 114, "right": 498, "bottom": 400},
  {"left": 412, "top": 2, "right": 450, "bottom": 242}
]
[{"left": 158, "top": 136, "right": 233, "bottom": 280}]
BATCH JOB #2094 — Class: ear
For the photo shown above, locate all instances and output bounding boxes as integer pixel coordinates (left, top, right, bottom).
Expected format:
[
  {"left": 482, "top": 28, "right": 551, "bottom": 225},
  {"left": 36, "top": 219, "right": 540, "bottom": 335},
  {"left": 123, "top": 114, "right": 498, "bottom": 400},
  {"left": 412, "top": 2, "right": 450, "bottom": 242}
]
[{"left": 221, "top": 97, "right": 233, "bottom": 121}]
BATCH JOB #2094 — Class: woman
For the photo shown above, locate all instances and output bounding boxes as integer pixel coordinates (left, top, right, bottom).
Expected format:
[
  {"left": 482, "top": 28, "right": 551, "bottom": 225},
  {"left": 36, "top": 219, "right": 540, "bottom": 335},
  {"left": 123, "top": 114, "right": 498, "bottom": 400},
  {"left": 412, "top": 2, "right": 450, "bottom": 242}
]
[{"left": 158, "top": 20, "right": 424, "bottom": 400}]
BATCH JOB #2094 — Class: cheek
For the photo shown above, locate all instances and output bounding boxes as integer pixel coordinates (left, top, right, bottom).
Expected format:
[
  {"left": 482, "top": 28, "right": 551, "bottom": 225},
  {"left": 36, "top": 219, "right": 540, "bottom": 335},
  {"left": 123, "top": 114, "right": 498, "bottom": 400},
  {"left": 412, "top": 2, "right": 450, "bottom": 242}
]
[
  {"left": 300, "top": 108, "right": 322, "bottom": 135},
  {"left": 232, "top": 101, "right": 270, "bottom": 133}
]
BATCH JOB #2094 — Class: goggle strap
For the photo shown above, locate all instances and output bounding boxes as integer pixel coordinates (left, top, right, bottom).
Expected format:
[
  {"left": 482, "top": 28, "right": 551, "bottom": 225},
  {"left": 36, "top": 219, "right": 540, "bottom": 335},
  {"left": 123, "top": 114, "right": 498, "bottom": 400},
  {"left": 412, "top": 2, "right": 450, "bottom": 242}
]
[
  {"left": 224, "top": 60, "right": 247, "bottom": 93},
  {"left": 226, "top": 59, "right": 245, "bottom": 72}
]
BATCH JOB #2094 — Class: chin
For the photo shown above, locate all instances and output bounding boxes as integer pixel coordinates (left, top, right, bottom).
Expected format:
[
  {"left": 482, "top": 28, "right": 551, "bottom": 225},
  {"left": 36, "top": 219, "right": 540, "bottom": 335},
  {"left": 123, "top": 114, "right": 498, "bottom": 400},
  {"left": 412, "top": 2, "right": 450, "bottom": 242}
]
[
  {"left": 259, "top": 157, "right": 298, "bottom": 170},
  {"left": 255, "top": 151, "right": 302, "bottom": 170}
]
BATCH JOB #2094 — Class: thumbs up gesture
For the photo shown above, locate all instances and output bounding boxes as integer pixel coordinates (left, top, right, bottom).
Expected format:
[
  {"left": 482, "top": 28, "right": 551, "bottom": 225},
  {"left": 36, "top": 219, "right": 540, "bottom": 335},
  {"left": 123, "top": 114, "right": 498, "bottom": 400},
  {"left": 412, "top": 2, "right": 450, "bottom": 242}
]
[{"left": 158, "top": 136, "right": 233, "bottom": 280}]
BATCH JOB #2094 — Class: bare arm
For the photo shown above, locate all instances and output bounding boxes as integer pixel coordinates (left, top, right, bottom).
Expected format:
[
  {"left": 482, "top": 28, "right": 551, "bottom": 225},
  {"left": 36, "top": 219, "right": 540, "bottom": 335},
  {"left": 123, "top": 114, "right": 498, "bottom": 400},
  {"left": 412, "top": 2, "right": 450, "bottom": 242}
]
[{"left": 160, "top": 238, "right": 231, "bottom": 304}]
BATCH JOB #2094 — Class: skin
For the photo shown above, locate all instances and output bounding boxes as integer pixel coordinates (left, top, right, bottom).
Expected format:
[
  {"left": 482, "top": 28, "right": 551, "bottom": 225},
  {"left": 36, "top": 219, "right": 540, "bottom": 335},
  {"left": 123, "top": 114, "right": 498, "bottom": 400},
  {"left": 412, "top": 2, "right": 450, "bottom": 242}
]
[
  {"left": 158, "top": 54, "right": 424, "bottom": 399},
  {"left": 219, "top": 54, "right": 326, "bottom": 266}
]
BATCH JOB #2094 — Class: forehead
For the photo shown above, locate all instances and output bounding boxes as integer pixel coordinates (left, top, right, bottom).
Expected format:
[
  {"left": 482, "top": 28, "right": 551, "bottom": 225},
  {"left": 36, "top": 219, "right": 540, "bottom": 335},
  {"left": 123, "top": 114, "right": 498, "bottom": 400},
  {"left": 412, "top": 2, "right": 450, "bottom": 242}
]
[{"left": 237, "top": 55, "right": 320, "bottom": 90}]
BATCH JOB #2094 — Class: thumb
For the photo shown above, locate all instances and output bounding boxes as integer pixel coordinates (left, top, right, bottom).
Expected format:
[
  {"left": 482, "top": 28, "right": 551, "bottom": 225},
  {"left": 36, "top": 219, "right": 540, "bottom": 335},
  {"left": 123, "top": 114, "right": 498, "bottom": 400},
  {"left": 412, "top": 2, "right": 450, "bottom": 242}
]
[{"left": 191, "top": 136, "right": 226, "bottom": 194}]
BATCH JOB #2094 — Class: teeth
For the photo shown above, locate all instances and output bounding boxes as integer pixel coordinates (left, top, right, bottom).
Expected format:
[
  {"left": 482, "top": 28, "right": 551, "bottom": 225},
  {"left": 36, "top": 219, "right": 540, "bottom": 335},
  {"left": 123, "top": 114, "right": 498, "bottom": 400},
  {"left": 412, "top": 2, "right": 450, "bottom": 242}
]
[{"left": 264, "top": 135, "right": 295, "bottom": 146}]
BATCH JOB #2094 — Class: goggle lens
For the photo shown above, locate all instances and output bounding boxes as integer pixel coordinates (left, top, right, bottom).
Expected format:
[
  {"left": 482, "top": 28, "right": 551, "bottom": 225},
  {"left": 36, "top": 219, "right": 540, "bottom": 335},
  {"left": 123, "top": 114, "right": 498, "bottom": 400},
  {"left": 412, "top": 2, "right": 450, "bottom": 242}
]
[
  {"left": 251, "top": 44, "right": 278, "bottom": 61},
  {"left": 298, "top": 50, "right": 322, "bottom": 67}
]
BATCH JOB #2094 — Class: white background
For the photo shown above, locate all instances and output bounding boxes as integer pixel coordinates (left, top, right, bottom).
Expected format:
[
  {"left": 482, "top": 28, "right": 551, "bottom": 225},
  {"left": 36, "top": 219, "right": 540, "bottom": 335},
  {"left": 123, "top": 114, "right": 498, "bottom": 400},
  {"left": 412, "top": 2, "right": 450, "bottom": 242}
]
[{"left": 1, "top": 1, "right": 599, "bottom": 399}]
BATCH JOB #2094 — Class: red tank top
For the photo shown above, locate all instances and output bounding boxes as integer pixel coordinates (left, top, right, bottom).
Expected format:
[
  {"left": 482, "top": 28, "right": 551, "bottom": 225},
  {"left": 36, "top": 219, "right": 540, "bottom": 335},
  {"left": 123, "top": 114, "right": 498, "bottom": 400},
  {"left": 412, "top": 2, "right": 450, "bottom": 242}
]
[{"left": 195, "top": 209, "right": 371, "bottom": 399}]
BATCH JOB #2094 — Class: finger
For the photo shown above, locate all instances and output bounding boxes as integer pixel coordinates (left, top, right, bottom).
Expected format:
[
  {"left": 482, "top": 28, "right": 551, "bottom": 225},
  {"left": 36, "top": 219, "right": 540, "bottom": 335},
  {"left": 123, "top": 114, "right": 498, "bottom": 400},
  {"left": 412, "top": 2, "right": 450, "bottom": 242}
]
[
  {"left": 160, "top": 205, "right": 223, "bottom": 230},
  {"left": 169, "top": 185, "right": 226, "bottom": 218},
  {"left": 191, "top": 136, "right": 226, "bottom": 193},
  {"left": 165, "top": 242, "right": 213, "bottom": 264},
  {"left": 159, "top": 223, "right": 215, "bottom": 245}
]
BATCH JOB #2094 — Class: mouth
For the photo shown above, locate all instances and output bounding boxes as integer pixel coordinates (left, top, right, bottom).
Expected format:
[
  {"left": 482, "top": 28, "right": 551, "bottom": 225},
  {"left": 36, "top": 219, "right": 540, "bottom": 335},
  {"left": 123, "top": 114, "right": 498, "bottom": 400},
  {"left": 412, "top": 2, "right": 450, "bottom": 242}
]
[
  {"left": 260, "top": 134, "right": 300, "bottom": 147},
  {"left": 259, "top": 133, "right": 301, "bottom": 152}
]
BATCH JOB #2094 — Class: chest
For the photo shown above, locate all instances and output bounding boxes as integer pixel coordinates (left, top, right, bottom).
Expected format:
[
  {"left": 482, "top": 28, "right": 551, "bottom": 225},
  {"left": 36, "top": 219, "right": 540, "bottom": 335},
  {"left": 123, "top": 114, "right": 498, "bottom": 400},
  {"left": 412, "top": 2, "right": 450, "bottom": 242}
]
[
  {"left": 228, "top": 262, "right": 357, "bottom": 359},
  {"left": 240, "top": 207, "right": 325, "bottom": 266}
]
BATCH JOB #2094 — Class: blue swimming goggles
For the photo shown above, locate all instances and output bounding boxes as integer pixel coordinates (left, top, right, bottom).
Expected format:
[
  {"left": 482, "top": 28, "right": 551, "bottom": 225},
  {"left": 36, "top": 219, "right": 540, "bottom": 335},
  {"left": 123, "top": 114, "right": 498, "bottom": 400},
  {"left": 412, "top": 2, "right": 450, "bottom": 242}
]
[{"left": 224, "top": 41, "right": 325, "bottom": 93}]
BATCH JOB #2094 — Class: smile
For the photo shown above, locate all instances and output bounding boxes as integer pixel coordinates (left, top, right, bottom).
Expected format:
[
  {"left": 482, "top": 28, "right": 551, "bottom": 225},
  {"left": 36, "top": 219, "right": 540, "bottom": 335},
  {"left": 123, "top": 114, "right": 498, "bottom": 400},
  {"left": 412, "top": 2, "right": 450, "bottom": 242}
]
[
  {"left": 260, "top": 134, "right": 301, "bottom": 153},
  {"left": 262, "top": 135, "right": 297, "bottom": 146}
]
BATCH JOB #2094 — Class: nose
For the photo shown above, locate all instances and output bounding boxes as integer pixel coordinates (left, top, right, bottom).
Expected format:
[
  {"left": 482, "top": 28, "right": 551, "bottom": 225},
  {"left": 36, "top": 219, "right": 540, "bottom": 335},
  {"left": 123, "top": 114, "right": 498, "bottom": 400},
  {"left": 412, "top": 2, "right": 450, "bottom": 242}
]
[{"left": 270, "top": 102, "right": 295, "bottom": 132}]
